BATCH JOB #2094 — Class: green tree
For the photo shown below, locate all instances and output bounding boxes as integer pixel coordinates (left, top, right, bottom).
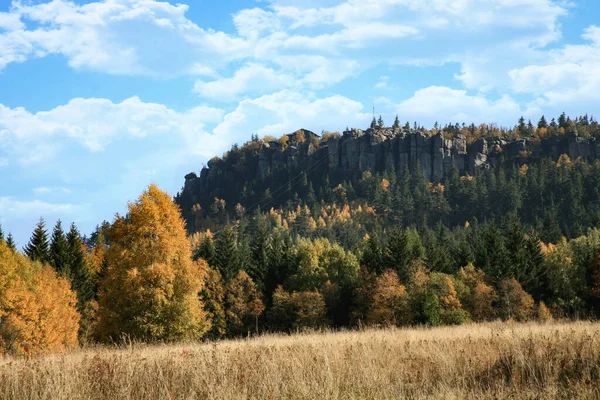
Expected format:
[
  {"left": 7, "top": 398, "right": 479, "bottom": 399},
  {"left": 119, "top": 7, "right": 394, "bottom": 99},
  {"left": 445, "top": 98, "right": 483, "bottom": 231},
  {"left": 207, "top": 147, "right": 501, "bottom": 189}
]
[
  {"left": 214, "top": 224, "right": 239, "bottom": 281},
  {"left": 6, "top": 233, "right": 16, "bottom": 251},
  {"left": 385, "top": 228, "right": 410, "bottom": 281},
  {"left": 24, "top": 218, "right": 50, "bottom": 264},
  {"left": 392, "top": 114, "right": 400, "bottom": 129},
  {"left": 50, "top": 220, "right": 69, "bottom": 276},
  {"left": 67, "top": 223, "right": 93, "bottom": 311}
]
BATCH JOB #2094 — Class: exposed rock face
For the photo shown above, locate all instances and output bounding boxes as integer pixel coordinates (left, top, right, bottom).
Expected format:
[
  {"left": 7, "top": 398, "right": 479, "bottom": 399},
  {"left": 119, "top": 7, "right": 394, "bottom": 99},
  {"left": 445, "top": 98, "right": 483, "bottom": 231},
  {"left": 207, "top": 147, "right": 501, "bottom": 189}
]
[{"left": 184, "top": 128, "right": 600, "bottom": 196}]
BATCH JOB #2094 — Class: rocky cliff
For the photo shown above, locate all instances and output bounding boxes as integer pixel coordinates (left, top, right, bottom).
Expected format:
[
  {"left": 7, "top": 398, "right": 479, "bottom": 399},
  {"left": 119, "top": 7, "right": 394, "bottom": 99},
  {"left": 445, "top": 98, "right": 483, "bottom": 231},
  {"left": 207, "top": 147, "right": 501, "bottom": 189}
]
[{"left": 184, "top": 127, "right": 599, "bottom": 194}]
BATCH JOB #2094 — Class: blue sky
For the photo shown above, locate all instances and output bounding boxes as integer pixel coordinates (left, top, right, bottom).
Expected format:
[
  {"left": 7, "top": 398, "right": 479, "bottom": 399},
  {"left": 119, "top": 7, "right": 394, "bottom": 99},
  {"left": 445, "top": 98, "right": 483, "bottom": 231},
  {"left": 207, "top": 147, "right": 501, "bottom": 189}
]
[{"left": 0, "top": 0, "right": 599, "bottom": 246}]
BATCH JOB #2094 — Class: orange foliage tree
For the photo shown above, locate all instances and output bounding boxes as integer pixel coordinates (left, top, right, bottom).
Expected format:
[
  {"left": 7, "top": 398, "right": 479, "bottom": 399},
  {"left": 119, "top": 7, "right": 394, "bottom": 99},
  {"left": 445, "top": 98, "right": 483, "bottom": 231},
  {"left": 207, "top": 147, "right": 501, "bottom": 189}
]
[
  {"left": 225, "top": 270, "right": 264, "bottom": 336},
  {"left": 367, "top": 270, "right": 409, "bottom": 326},
  {"left": 95, "top": 184, "right": 210, "bottom": 342},
  {"left": 0, "top": 241, "right": 80, "bottom": 355}
]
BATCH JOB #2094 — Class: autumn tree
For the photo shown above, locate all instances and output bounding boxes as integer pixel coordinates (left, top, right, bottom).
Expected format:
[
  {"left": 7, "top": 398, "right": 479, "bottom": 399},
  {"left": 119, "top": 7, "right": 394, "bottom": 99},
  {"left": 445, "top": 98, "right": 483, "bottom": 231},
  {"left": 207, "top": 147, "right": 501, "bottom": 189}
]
[
  {"left": 95, "top": 184, "right": 210, "bottom": 342},
  {"left": 496, "top": 278, "right": 534, "bottom": 321},
  {"left": 0, "top": 241, "right": 80, "bottom": 355},
  {"left": 367, "top": 270, "right": 410, "bottom": 326},
  {"left": 225, "top": 270, "right": 264, "bottom": 336},
  {"left": 457, "top": 264, "right": 496, "bottom": 321},
  {"left": 268, "top": 286, "right": 328, "bottom": 331},
  {"left": 24, "top": 218, "right": 50, "bottom": 264},
  {"left": 200, "top": 265, "right": 227, "bottom": 339}
]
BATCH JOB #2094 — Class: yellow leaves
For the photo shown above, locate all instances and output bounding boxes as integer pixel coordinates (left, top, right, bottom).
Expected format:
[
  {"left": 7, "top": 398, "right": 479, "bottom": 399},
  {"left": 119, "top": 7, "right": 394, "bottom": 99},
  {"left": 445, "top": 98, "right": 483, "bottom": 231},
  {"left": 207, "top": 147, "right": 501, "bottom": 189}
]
[
  {"left": 294, "top": 130, "right": 306, "bottom": 143},
  {"left": 519, "top": 164, "right": 529, "bottom": 176},
  {"left": 556, "top": 153, "right": 572, "bottom": 168},
  {"left": 278, "top": 134, "right": 289, "bottom": 151},
  {"left": 381, "top": 178, "right": 390, "bottom": 193},
  {"left": 96, "top": 184, "right": 209, "bottom": 342},
  {"left": 460, "top": 175, "right": 474, "bottom": 183},
  {"left": 427, "top": 182, "right": 445, "bottom": 194},
  {"left": 0, "top": 241, "right": 80, "bottom": 355},
  {"left": 439, "top": 276, "right": 461, "bottom": 309},
  {"left": 368, "top": 270, "right": 408, "bottom": 326}
]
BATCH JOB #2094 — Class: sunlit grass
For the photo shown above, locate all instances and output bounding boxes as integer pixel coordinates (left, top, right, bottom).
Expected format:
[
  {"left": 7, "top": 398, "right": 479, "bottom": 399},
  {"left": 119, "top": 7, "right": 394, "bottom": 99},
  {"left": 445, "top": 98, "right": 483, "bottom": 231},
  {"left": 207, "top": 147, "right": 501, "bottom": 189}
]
[{"left": 1, "top": 321, "right": 599, "bottom": 399}]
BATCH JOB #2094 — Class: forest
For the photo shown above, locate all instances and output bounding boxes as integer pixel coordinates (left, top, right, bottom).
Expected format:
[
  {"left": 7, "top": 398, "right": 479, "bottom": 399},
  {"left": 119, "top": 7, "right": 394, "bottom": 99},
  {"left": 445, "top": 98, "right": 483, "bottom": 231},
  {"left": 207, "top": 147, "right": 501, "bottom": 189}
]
[{"left": 2, "top": 113, "right": 600, "bottom": 354}]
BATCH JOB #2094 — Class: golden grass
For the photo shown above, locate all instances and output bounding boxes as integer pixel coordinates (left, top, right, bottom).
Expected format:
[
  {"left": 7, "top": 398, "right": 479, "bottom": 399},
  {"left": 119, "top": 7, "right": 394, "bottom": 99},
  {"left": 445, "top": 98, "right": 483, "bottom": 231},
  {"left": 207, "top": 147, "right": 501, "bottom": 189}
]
[{"left": 2, "top": 321, "right": 600, "bottom": 399}]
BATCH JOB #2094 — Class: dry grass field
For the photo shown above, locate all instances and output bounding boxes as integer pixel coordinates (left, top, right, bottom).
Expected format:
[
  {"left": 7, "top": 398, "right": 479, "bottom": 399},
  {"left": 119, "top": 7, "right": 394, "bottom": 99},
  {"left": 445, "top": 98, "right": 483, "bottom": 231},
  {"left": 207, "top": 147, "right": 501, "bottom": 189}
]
[{"left": 1, "top": 321, "right": 600, "bottom": 399}]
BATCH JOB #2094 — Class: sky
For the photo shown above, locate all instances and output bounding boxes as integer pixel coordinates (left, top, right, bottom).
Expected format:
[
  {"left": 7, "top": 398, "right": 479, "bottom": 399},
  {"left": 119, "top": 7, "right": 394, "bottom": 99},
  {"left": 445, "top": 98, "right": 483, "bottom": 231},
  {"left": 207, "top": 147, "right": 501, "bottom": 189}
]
[{"left": 0, "top": 0, "right": 599, "bottom": 247}]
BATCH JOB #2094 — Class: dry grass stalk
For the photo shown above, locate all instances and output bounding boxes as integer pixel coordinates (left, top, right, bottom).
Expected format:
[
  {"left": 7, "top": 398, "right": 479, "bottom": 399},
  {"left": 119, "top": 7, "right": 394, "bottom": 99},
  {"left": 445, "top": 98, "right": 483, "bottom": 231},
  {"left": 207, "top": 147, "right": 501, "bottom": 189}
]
[{"left": 1, "top": 321, "right": 600, "bottom": 399}]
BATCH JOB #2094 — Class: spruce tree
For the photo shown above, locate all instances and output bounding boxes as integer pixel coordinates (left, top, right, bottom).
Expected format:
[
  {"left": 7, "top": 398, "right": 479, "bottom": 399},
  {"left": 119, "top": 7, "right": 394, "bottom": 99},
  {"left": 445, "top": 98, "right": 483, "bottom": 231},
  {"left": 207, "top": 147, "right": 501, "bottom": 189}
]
[
  {"left": 377, "top": 115, "right": 384, "bottom": 128},
  {"left": 0, "top": 223, "right": 4, "bottom": 242},
  {"left": 386, "top": 228, "right": 410, "bottom": 282},
  {"left": 249, "top": 222, "right": 269, "bottom": 290},
  {"left": 6, "top": 233, "right": 16, "bottom": 251},
  {"left": 67, "top": 223, "right": 92, "bottom": 310},
  {"left": 194, "top": 235, "right": 216, "bottom": 265},
  {"left": 215, "top": 224, "right": 239, "bottom": 281},
  {"left": 392, "top": 115, "right": 400, "bottom": 129},
  {"left": 50, "top": 220, "right": 70, "bottom": 276},
  {"left": 24, "top": 218, "right": 50, "bottom": 263},
  {"left": 538, "top": 115, "right": 548, "bottom": 129}
]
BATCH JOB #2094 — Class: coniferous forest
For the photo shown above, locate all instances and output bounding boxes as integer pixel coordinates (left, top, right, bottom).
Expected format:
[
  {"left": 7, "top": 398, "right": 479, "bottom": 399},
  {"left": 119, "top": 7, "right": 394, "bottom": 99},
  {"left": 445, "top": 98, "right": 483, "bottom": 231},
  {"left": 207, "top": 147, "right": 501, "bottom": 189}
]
[{"left": 3, "top": 114, "right": 600, "bottom": 353}]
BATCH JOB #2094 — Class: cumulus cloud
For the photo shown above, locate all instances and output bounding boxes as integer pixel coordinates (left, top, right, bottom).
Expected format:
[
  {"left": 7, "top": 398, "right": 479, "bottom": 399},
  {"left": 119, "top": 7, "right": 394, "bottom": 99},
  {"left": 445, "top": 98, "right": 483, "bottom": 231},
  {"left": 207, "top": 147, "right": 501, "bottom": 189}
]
[
  {"left": 396, "top": 86, "right": 529, "bottom": 127},
  {"left": 0, "top": 0, "right": 247, "bottom": 76},
  {"left": 509, "top": 25, "right": 600, "bottom": 114},
  {"left": 0, "top": 0, "right": 573, "bottom": 99},
  {"left": 194, "top": 64, "right": 294, "bottom": 102},
  {"left": 214, "top": 90, "right": 370, "bottom": 138},
  {"left": 0, "top": 96, "right": 225, "bottom": 165}
]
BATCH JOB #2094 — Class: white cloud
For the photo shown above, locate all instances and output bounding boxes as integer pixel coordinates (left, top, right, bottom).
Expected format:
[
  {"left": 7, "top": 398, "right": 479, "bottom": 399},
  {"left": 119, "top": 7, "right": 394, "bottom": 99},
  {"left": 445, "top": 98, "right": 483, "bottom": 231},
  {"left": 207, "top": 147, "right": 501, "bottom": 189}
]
[
  {"left": 375, "top": 76, "right": 389, "bottom": 89},
  {"left": 213, "top": 90, "right": 370, "bottom": 138},
  {"left": 509, "top": 25, "right": 600, "bottom": 113},
  {"left": 396, "top": 86, "right": 529, "bottom": 126},
  {"left": 194, "top": 64, "right": 294, "bottom": 101},
  {"left": 0, "top": 196, "right": 76, "bottom": 218},
  {"left": 0, "top": 0, "right": 571, "bottom": 99},
  {"left": 0, "top": 96, "right": 225, "bottom": 165},
  {"left": 0, "top": 0, "right": 247, "bottom": 76},
  {"left": 32, "top": 186, "right": 72, "bottom": 195}
]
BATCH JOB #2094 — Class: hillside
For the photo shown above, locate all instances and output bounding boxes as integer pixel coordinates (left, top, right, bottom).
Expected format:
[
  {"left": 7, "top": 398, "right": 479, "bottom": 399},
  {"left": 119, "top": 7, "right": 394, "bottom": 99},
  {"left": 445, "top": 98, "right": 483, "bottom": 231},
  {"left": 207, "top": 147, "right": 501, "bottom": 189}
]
[{"left": 176, "top": 116, "right": 600, "bottom": 240}]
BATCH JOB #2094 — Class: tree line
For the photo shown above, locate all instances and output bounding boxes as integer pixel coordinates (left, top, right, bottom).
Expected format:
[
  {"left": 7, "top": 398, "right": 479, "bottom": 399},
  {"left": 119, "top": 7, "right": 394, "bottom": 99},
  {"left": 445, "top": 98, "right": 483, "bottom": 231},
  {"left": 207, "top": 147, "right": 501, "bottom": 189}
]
[{"left": 4, "top": 178, "right": 600, "bottom": 355}]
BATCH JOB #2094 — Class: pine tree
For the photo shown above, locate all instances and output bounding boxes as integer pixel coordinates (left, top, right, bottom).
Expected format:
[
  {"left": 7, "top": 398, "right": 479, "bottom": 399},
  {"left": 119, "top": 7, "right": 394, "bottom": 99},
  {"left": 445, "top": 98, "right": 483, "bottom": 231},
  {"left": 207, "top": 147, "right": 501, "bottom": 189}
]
[
  {"left": 370, "top": 116, "right": 377, "bottom": 129},
  {"left": 67, "top": 223, "right": 93, "bottom": 311},
  {"left": 392, "top": 115, "right": 400, "bottom": 129},
  {"left": 249, "top": 222, "right": 269, "bottom": 290},
  {"left": 24, "top": 218, "right": 50, "bottom": 264},
  {"left": 386, "top": 228, "right": 411, "bottom": 282},
  {"left": 6, "top": 233, "right": 16, "bottom": 251},
  {"left": 558, "top": 112, "right": 567, "bottom": 129},
  {"left": 0, "top": 223, "right": 4, "bottom": 242},
  {"left": 194, "top": 235, "right": 216, "bottom": 266},
  {"left": 377, "top": 115, "right": 384, "bottom": 129},
  {"left": 50, "top": 220, "right": 70, "bottom": 276},
  {"left": 538, "top": 115, "right": 548, "bottom": 129},
  {"left": 215, "top": 224, "right": 239, "bottom": 281},
  {"left": 517, "top": 116, "right": 527, "bottom": 136}
]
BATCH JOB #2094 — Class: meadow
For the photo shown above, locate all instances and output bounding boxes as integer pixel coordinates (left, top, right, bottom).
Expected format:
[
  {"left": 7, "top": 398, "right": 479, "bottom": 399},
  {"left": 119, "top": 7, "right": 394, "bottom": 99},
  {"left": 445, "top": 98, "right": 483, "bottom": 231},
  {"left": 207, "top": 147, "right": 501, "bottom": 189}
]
[{"left": 1, "top": 321, "right": 599, "bottom": 399}]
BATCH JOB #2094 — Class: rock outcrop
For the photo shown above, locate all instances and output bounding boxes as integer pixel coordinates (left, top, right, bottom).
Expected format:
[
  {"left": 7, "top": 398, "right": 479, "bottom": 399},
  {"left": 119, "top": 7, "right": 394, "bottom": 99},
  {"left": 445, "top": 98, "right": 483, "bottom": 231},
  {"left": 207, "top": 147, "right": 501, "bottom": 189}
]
[{"left": 183, "top": 128, "right": 599, "bottom": 198}]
